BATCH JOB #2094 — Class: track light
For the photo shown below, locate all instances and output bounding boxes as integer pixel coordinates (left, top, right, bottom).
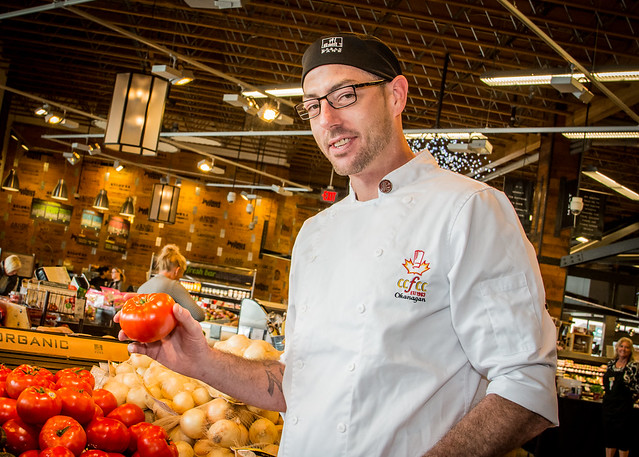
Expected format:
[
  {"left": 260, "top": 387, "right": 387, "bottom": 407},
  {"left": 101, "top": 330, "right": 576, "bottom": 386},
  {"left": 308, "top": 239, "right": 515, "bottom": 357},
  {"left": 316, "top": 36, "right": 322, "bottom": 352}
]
[
  {"left": 34, "top": 104, "right": 49, "bottom": 116},
  {"left": 45, "top": 113, "right": 63, "bottom": 124},
  {"left": 197, "top": 158, "right": 224, "bottom": 174},
  {"left": 63, "top": 151, "right": 81, "bottom": 165},
  {"left": 257, "top": 101, "right": 280, "bottom": 122},
  {"left": 151, "top": 64, "right": 194, "bottom": 86},
  {"left": 44, "top": 113, "right": 79, "bottom": 128},
  {"left": 223, "top": 94, "right": 259, "bottom": 115},
  {"left": 270, "top": 184, "right": 293, "bottom": 196},
  {"left": 246, "top": 202, "right": 254, "bottom": 213},
  {"left": 113, "top": 160, "right": 124, "bottom": 172},
  {"left": 227, "top": 191, "right": 236, "bottom": 203},
  {"left": 241, "top": 190, "right": 257, "bottom": 201}
]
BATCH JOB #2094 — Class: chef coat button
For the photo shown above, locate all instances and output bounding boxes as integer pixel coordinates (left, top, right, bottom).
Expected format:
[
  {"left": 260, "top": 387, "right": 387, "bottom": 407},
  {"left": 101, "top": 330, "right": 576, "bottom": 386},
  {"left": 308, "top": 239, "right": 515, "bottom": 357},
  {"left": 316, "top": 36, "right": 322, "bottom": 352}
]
[
  {"left": 356, "top": 304, "right": 366, "bottom": 313},
  {"left": 337, "top": 423, "right": 347, "bottom": 433},
  {"left": 347, "top": 363, "right": 356, "bottom": 371},
  {"left": 378, "top": 179, "right": 393, "bottom": 193},
  {"left": 374, "top": 248, "right": 383, "bottom": 257},
  {"left": 290, "top": 416, "right": 298, "bottom": 425}
]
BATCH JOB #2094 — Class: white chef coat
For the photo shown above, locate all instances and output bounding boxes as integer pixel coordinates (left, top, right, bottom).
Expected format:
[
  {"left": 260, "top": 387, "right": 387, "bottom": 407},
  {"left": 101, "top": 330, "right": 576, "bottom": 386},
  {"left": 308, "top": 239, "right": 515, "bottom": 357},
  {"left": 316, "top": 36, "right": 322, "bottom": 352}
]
[{"left": 279, "top": 150, "right": 558, "bottom": 457}]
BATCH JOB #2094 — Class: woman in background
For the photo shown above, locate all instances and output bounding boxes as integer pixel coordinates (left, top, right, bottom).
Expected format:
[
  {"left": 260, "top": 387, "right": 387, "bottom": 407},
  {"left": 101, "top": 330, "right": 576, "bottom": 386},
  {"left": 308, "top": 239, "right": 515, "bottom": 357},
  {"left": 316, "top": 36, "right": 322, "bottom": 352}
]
[
  {"left": 0, "top": 255, "right": 22, "bottom": 295},
  {"left": 108, "top": 267, "right": 125, "bottom": 291},
  {"left": 136, "top": 244, "right": 205, "bottom": 321},
  {"left": 602, "top": 337, "right": 639, "bottom": 457}
]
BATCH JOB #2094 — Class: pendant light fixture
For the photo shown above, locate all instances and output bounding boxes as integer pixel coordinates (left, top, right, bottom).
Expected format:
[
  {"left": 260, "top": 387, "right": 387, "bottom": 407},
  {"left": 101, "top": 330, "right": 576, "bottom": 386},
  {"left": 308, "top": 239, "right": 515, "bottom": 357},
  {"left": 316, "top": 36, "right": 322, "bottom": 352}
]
[
  {"left": 51, "top": 179, "right": 69, "bottom": 201},
  {"left": 119, "top": 196, "right": 135, "bottom": 217},
  {"left": 104, "top": 73, "right": 169, "bottom": 156},
  {"left": 1, "top": 169, "right": 20, "bottom": 192},
  {"left": 93, "top": 189, "right": 109, "bottom": 211},
  {"left": 149, "top": 183, "right": 180, "bottom": 224}
]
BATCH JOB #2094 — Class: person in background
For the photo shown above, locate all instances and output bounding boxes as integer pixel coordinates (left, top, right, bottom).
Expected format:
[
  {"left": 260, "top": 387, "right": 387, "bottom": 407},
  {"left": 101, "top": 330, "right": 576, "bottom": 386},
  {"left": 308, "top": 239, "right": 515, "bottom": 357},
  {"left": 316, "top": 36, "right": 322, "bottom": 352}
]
[
  {"left": 602, "top": 337, "right": 639, "bottom": 457},
  {"left": 90, "top": 266, "right": 110, "bottom": 290},
  {"left": 0, "top": 255, "right": 22, "bottom": 296},
  {"left": 116, "top": 33, "right": 558, "bottom": 456},
  {"left": 108, "top": 267, "right": 125, "bottom": 291},
  {"left": 135, "top": 244, "right": 205, "bottom": 321}
]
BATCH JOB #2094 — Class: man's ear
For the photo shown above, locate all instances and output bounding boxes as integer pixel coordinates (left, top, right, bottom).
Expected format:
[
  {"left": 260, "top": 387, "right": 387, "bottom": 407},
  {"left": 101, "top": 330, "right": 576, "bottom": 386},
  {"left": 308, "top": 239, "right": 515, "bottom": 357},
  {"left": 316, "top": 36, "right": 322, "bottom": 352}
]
[{"left": 388, "top": 75, "right": 408, "bottom": 116}]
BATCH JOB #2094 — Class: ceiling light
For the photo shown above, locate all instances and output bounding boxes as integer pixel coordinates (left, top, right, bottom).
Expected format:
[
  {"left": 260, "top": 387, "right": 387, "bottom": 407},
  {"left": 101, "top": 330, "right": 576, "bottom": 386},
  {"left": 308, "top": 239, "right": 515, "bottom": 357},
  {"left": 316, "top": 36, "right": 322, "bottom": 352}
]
[
  {"left": 10, "top": 133, "right": 19, "bottom": 141},
  {"left": 63, "top": 151, "right": 81, "bottom": 165},
  {"left": 480, "top": 67, "right": 639, "bottom": 86},
  {"left": 170, "top": 136, "right": 222, "bottom": 147},
  {"left": 151, "top": 64, "right": 194, "bottom": 86},
  {"left": 582, "top": 166, "right": 639, "bottom": 201},
  {"left": 20, "top": 144, "right": 29, "bottom": 151},
  {"left": 562, "top": 131, "right": 639, "bottom": 139},
  {"left": 51, "top": 179, "right": 68, "bottom": 201},
  {"left": 242, "top": 84, "right": 303, "bottom": 98},
  {"left": 241, "top": 190, "right": 257, "bottom": 200},
  {"left": 447, "top": 139, "right": 494, "bottom": 154},
  {"left": 246, "top": 202, "right": 254, "bottom": 213},
  {"left": 113, "top": 160, "right": 124, "bottom": 172},
  {"left": 227, "top": 191, "right": 236, "bottom": 203},
  {"left": 60, "top": 118, "right": 79, "bottom": 129},
  {"left": 576, "top": 236, "right": 590, "bottom": 243},
  {"left": 1, "top": 169, "right": 20, "bottom": 192},
  {"left": 270, "top": 184, "right": 293, "bottom": 196},
  {"left": 88, "top": 144, "right": 101, "bottom": 155},
  {"left": 45, "top": 113, "right": 63, "bottom": 124},
  {"left": 404, "top": 132, "right": 488, "bottom": 141},
  {"left": 34, "top": 104, "right": 49, "bottom": 116},
  {"left": 93, "top": 189, "right": 110, "bottom": 211},
  {"left": 223, "top": 94, "right": 259, "bottom": 115},
  {"left": 258, "top": 102, "right": 280, "bottom": 122},
  {"left": 120, "top": 196, "right": 135, "bottom": 217},
  {"left": 198, "top": 159, "right": 212, "bottom": 172},
  {"left": 550, "top": 76, "right": 593, "bottom": 104}
]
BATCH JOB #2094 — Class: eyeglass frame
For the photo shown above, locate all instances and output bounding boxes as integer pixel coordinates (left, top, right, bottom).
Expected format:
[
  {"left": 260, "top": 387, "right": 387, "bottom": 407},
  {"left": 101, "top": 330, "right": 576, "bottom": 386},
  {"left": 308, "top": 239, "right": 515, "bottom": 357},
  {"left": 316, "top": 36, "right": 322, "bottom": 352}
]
[{"left": 295, "top": 79, "right": 390, "bottom": 120}]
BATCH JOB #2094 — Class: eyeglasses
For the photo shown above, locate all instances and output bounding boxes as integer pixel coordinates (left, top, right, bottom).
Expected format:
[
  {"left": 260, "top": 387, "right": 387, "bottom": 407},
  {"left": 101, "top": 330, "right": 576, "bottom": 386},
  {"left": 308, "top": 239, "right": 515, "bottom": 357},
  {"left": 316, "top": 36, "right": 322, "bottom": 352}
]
[{"left": 295, "top": 79, "right": 389, "bottom": 120}]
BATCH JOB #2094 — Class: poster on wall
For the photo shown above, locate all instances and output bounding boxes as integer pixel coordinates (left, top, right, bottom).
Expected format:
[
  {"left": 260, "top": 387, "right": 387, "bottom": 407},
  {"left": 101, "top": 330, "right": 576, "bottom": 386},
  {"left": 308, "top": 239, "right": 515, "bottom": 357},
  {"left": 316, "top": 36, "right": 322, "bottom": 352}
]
[
  {"left": 30, "top": 198, "right": 73, "bottom": 225},
  {"left": 574, "top": 191, "right": 606, "bottom": 241},
  {"left": 504, "top": 177, "right": 535, "bottom": 235},
  {"left": 104, "top": 216, "right": 130, "bottom": 253},
  {"left": 80, "top": 209, "right": 103, "bottom": 231}
]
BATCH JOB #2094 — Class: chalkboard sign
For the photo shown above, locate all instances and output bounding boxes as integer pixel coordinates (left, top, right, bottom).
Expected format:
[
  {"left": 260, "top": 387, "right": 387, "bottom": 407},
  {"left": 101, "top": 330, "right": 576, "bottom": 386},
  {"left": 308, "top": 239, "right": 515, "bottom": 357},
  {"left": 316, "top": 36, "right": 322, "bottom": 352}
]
[
  {"left": 574, "top": 191, "right": 606, "bottom": 240},
  {"left": 504, "top": 177, "right": 535, "bottom": 234}
]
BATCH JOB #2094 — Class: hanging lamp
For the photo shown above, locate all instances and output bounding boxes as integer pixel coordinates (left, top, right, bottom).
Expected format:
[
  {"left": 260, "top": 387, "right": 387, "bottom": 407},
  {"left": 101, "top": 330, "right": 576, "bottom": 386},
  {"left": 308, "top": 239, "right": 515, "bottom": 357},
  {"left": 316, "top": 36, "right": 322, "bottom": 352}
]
[
  {"left": 119, "top": 196, "right": 135, "bottom": 217},
  {"left": 51, "top": 179, "right": 69, "bottom": 201},
  {"left": 1, "top": 169, "right": 20, "bottom": 192},
  {"left": 93, "top": 189, "right": 109, "bottom": 210}
]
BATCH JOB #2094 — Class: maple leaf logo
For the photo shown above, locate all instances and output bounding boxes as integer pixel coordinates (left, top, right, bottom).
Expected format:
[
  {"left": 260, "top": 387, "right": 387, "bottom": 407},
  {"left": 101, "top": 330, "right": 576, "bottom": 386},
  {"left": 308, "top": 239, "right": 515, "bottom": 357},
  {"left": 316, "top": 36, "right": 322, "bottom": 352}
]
[{"left": 403, "top": 249, "right": 430, "bottom": 276}]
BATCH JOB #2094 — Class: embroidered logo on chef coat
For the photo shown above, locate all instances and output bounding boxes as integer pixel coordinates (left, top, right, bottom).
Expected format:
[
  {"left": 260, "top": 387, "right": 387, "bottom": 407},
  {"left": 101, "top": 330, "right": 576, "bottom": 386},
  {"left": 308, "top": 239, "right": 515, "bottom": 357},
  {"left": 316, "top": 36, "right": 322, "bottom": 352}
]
[{"left": 395, "top": 249, "right": 429, "bottom": 303}]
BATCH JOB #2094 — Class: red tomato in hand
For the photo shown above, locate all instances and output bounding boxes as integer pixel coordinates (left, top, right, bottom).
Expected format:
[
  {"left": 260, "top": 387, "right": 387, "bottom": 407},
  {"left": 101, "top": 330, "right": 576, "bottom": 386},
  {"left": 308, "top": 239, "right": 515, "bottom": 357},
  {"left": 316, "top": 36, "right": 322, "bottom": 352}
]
[
  {"left": 55, "top": 368, "right": 95, "bottom": 390},
  {"left": 39, "top": 415, "right": 87, "bottom": 457},
  {"left": 118, "top": 293, "right": 177, "bottom": 343},
  {"left": 137, "top": 433, "right": 178, "bottom": 457},
  {"left": 0, "top": 397, "right": 19, "bottom": 424},
  {"left": 2, "top": 418, "right": 39, "bottom": 455},
  {"left": 6, "top": 365, "right": 54, "bottom": 399},
  {"left": 56, "top": 387, "right": 96, "bottom": 425},
  {"left": 91, "top": 390, "right": 118, "bottom": 416},
  {"left": 127, "top": 422, "right": 166, "bottom": 453},
  {"left": 85, "top": 416, "right": 130, "bottom": 453},
  {"left": 106, "top": 403, "right": 145, "bottom": 428},
  {"left": 39, "top": 445, "right": 76, "bottom": 457},
  {"left": 16, "top": 386, "right": 62, "bottom": 425}
]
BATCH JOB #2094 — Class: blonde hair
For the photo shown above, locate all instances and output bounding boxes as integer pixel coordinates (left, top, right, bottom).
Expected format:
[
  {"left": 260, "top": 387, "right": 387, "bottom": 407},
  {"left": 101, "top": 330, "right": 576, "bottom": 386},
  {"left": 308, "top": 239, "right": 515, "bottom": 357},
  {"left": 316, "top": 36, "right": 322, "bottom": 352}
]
[
  {"left": 112, "top": 267, "right": 126, "bottom": 283},
  {"left": 4, "top": 255, "right": 21, "bottom": 275},
  {"left": 616, "top": 337, "right": 636, "bottom": 362},
  {"left": 156, "top": 244, "right": 187, "bottom": 273}
]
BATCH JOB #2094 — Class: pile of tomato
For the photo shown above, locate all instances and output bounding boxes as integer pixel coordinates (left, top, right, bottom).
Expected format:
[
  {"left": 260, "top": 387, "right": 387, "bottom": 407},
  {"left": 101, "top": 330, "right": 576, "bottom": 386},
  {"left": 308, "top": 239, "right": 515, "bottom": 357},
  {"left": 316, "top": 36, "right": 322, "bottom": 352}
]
[{"left": 0, "top": 364, "right": 177, "bottom": 457}]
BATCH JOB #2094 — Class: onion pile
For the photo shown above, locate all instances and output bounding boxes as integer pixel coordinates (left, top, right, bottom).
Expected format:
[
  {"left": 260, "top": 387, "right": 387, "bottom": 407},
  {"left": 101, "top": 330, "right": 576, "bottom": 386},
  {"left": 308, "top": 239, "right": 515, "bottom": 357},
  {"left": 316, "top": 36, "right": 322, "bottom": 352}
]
[{"left": 98, "top": 339, "right": 283, "bottom": 456}]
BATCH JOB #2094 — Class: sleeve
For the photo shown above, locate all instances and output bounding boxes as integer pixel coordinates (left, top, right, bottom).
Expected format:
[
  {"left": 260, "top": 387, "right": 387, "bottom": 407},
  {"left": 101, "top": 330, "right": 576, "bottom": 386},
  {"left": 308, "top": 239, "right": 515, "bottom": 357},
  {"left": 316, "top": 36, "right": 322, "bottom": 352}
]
[
  {"left": 447, "top": 187, "right": 559, "bottom": 425},
  {"left": 170, "top": 282, "right": 206, "bottom": 322}
]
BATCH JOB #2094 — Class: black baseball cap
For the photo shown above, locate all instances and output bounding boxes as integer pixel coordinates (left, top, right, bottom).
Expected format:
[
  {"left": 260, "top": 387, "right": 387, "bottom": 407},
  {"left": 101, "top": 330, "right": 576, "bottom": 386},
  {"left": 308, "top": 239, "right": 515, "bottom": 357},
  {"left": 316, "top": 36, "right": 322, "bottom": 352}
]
[{"left": 301, "top": 33, "right": 402, "bottom": 85}]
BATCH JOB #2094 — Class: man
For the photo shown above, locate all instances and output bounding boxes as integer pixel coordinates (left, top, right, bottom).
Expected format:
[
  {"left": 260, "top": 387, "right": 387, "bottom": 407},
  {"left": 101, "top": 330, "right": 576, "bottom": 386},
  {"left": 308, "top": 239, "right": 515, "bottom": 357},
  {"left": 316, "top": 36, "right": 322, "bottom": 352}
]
[
  {"left": 0, "top": 254, "right": 22, "bottom": 295},
  {"left": 117, "top": 33, "right": 558, "bottom": 456}
]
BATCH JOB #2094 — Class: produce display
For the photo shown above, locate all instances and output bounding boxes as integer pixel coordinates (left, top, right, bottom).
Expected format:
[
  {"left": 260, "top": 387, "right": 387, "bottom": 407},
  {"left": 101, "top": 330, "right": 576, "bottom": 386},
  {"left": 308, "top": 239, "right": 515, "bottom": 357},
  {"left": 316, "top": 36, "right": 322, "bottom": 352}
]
[{"left": 0, "top": 335, "right": 284, "bottom": 457}]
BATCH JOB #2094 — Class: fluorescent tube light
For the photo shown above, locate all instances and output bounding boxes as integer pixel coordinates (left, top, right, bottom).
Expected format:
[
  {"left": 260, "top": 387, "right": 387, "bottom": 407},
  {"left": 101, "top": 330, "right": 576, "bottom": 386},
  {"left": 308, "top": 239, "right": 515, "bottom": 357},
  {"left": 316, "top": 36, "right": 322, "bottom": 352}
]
[
  {"left": 582, "top": 167, "right": 639, "bottom": 201},
  {"left": 563, "top": 132, "right": 639, "bottom": 139},
  {"left": 480, "top": 67, "right": 639, "bottom": 86}
]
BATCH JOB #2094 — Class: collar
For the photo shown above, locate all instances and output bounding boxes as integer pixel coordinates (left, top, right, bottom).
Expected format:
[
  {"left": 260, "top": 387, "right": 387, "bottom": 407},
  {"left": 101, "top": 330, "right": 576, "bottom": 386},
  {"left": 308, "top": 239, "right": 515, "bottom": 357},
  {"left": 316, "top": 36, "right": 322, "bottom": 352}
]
[{"left": 346, "top": 149, "right": 439, "bottom": 202}]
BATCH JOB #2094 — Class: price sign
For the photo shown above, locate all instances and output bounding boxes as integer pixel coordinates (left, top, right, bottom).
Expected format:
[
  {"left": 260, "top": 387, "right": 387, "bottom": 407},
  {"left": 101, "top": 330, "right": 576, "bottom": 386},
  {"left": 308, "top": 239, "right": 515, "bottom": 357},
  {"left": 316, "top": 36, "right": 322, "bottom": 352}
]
[{"left": 321, "top": 188, "right": 338, "bottom": 203}]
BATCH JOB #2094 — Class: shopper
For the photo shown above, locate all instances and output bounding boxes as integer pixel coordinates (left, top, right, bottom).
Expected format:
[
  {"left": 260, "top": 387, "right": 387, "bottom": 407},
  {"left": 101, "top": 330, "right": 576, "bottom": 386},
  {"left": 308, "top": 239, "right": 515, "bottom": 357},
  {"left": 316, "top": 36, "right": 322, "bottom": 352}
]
[
  {"left": 116, "top": 33, "right": 558, "bottom": 456},
  {"left": 89, "top": 266, "right": 110, "bottom": 290},
  {"left": 136, "top": 244, "right": 205, "bottom": 321},
  {"left": 0, "top": 255, "right": 21, "bottom": 295},
  {"left": 602, "top": 337, "right": 639, "bottom": 457},
  {"left": 108, "top": 267, "right": 125, "bottom": 291}
]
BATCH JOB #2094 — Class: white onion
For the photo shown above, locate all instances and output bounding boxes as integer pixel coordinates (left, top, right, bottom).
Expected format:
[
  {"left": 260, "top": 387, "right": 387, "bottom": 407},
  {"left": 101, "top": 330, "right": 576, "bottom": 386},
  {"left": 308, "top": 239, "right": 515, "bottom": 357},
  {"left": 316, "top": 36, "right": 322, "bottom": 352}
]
[
  {"left": 170, "top": 425, "right": 196, "bottom": 445},
  {"left": 126, "top": 386, "right": 150, "bottom": 409},
  {"left": 115, "top": 362, "right": 136, "bottom": 374},
  {"left": 262, "top": 444, "right": 279, "bottom": 455},
  {"left": 121, "top": 372, "right": 141, "bottom": 388},
  {"left": 193, "top": 439, "right": 215, "bottom": 456},
  {"left": 180, "top": 408, "right": 207, "bottom": 439},
  {"left": 205, "top": 447, "right": 234, "bottom": 457},
  {"left": 237, "top": 424, "right": 248, "bottom": 447},
  {"left": 161, "top": 374, "right": 183, "bottom": 399},
  {"left": 103, "top": 380, "right": 129, "bottom": 406},
  {"left": 205, "top": 398, "right": 233, "bottom": 423},
  {"left": 208, "top": 419, "right": 242, "bottom": 448},
  {"left": 130, "top": 353, "right": 153, "bottom": 369},
  {"left": 172, "top": 391, "right": 196, "bottom": 414},
  {"left": 192, "top": 387, "right": 212, "bottom": 406},
  {"left": 246, "top": 405, "right": 280, "bottom": 425},
  {"left": 174, "top": 441, "right": 195, "bottom": 457},
  {"left": 248, "top": 418, "right": 278, "bottom": 445}
]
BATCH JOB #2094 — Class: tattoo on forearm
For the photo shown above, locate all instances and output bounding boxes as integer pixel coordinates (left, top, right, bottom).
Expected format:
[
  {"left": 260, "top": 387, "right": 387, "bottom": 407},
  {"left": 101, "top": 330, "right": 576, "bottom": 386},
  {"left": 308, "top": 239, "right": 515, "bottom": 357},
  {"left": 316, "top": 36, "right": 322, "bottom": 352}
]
[{"left": 265, "top": 362, "right": 284, "bottom": 397}]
